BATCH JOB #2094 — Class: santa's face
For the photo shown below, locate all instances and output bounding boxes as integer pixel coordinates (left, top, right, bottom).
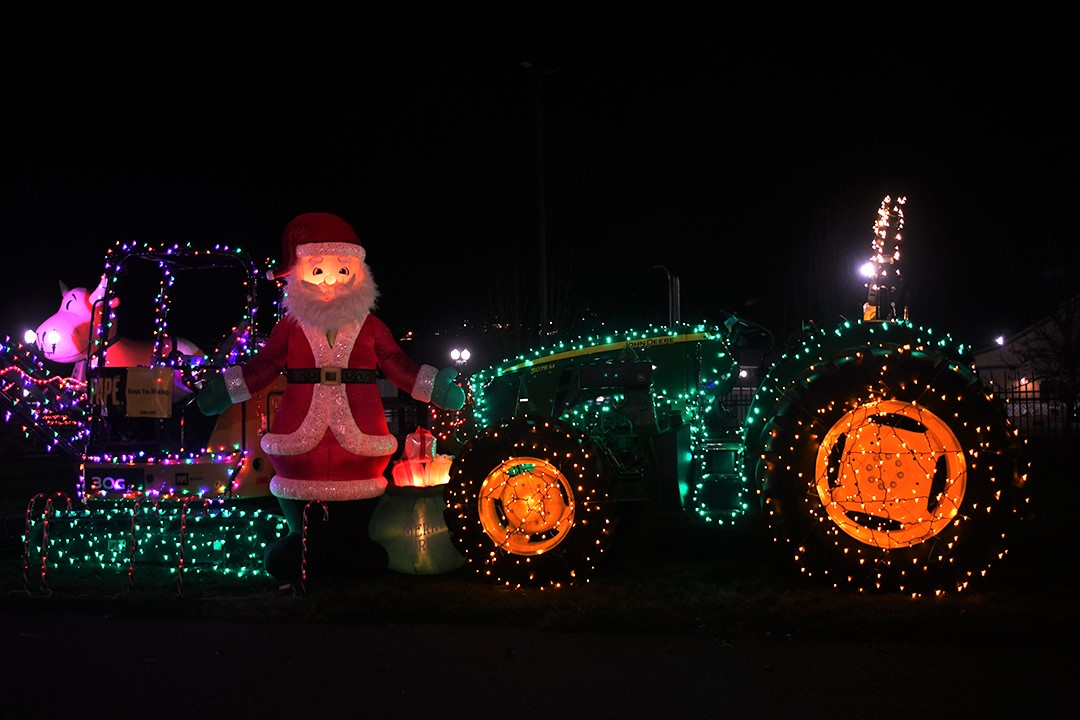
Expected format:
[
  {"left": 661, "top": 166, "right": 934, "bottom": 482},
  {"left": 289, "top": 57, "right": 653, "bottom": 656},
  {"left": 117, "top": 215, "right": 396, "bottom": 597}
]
[
  {"left": 284, "top": 250, "right": 379, "bottom": 332},
  {"left": 297, "top": 254, "right": 363, "bottom": 302}
]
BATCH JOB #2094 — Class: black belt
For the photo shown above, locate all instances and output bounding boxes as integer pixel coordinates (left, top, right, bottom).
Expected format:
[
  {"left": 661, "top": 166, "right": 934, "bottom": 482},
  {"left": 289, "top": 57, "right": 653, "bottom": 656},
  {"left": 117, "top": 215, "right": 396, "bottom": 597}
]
[{"left": 285, "top": 367, "right": 376, "bottom": 385}]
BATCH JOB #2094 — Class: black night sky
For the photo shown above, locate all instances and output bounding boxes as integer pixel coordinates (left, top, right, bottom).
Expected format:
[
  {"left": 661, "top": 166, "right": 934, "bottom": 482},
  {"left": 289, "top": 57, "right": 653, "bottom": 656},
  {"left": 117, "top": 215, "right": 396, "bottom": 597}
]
[{"left": 3, "top": 49, "right": 1076, "bottom": 369}]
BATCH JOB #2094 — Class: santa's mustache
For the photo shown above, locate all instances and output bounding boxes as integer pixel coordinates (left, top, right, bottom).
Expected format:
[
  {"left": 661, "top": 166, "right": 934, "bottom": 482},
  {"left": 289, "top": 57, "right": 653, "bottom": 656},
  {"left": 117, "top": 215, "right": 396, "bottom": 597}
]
[{"left": 300, "top": 277, "right": 356, "bottom": 299}]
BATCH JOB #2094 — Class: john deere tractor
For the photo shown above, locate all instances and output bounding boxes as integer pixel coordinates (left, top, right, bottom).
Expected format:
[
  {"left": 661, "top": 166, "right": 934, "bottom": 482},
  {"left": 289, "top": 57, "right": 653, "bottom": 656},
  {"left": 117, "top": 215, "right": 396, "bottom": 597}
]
[{"left": 439, "top": 312, "right": 1028, "bottom": 595}]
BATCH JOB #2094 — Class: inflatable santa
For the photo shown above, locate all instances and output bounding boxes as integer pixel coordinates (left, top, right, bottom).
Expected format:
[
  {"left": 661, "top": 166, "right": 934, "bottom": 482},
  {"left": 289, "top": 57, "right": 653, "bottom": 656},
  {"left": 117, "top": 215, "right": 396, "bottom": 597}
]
[{"left": 197, "top": 212, "right": 465, "bottom": 583}]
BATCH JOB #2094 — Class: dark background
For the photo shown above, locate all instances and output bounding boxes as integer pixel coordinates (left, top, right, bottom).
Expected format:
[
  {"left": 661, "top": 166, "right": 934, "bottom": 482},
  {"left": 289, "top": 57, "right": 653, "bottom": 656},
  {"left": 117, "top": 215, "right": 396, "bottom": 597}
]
[
  {"left": 4, "top": 46, "right": 1075, "bottom": 368},
  {"left": 1, "top": 40, "right": 1075, "bottom": 714}
]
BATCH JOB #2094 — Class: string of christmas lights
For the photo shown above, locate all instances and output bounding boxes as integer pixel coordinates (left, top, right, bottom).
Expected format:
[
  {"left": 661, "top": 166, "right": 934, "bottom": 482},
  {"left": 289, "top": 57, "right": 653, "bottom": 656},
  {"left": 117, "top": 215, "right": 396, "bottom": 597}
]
[{"left": 863, "top": 195, "right": 907, "bottom": 321}]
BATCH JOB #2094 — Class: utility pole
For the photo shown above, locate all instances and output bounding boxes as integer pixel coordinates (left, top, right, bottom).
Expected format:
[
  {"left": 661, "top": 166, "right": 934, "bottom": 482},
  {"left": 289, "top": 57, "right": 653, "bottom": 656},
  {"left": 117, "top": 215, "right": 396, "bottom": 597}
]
[{"left": 523, "top": 61, "right": 549, "bottom": 328}]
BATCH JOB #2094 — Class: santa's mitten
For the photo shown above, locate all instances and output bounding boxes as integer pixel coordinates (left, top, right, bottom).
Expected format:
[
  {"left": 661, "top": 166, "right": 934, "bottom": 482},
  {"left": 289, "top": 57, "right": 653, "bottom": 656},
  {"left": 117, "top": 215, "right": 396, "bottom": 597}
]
[
  {"left": 196, "top": 374, "right": 232, "bottom": 415},
  {"left": 430, "top": 367, "right": 466, "bottom": 411}
]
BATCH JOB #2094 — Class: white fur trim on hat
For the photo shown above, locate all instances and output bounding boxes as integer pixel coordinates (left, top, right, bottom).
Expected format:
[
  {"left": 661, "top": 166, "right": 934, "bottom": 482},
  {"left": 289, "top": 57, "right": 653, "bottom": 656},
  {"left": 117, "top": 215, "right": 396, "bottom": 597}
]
[{"left": 296, "top": 242, "right": 366, "bottom": 261}]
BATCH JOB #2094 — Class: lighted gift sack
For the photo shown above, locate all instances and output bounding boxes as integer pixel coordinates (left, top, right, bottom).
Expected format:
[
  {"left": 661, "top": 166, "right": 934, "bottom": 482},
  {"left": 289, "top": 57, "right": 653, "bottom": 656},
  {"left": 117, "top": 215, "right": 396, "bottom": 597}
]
[{"left": 368, "top": 427, "right": 465, "bottom": 575}]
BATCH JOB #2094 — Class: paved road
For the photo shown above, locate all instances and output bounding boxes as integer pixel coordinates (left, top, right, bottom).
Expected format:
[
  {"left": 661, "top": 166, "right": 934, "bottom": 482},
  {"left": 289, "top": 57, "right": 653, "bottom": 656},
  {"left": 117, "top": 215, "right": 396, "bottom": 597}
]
[{"left": 2, "top": 607, "right": 1071, "bottom": 718}]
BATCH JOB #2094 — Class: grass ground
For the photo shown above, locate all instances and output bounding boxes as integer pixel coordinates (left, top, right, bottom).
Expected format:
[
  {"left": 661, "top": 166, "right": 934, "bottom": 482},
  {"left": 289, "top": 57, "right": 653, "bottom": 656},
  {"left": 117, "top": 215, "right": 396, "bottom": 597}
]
[{"left": 0, "top": 441, "right": 1075, "bottom": 650}]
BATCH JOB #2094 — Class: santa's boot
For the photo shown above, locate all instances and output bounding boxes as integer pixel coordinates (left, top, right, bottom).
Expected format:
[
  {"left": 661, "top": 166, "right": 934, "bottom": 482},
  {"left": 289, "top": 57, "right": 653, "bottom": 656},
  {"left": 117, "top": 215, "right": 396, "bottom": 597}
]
[{"left": 264, "top": 532, "right": 304, "bottom": 584}]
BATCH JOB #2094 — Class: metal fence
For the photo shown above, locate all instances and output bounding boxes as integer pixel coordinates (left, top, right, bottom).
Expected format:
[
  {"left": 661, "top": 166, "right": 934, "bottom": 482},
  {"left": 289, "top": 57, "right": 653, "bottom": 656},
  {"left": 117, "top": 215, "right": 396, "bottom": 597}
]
[
  {"left": 993, "top": 387, "right": 1072, "bottom": 439},
  {"left": 715, "top": 385, "right": 1070, "bottom": 440}
]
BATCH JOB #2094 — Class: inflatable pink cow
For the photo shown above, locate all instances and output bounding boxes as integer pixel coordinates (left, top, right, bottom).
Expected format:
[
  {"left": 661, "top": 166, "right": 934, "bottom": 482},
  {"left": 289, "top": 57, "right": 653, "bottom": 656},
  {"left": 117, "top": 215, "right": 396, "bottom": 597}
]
[{"left": 33, "top": 275, "right": 202, "bottom": 382}]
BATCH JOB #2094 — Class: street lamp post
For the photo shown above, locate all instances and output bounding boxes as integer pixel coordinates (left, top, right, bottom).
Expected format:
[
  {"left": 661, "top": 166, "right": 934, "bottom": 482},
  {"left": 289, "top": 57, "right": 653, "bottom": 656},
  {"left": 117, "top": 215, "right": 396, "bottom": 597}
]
[{"left": 654, "top": 265, "right": 681, "bottom": 326}]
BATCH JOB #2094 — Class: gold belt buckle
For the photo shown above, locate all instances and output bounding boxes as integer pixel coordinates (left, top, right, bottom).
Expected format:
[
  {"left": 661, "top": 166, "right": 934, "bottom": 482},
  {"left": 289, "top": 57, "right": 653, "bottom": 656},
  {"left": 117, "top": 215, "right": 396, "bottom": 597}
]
[{"left": 320, "top": 367, "right": 342, "bottom": 385}]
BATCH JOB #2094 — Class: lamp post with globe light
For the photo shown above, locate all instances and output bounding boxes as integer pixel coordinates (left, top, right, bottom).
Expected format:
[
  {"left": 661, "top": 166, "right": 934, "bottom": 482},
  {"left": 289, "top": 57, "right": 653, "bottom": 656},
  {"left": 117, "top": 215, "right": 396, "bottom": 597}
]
[{"left": 451, "top": 347, "right": 471, "bottom": 370}]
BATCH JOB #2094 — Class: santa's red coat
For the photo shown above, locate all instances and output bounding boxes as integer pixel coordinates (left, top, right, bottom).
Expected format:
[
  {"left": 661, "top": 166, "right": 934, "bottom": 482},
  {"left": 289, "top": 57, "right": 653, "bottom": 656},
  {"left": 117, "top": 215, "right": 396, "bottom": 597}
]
[{"left": 223, "top": 312, "right": 439, "bottom": 502}]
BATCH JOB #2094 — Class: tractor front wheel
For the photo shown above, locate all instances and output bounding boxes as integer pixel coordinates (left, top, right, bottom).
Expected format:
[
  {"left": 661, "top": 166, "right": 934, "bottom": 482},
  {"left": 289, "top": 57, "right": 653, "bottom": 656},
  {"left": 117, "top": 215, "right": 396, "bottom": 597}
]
[{"left": 443, "top": 415, "right": 615, "bottom": 588}]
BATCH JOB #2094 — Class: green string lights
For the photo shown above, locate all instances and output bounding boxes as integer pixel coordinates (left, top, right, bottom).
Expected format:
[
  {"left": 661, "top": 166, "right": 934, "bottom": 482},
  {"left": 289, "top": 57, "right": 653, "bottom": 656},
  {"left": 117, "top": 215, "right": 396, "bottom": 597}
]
[
  {"left": 23, "top": 494, "right": 286, "bottom": 593},
  {"left": 435, "top": 323, "right": 753, "bottom": 526}
]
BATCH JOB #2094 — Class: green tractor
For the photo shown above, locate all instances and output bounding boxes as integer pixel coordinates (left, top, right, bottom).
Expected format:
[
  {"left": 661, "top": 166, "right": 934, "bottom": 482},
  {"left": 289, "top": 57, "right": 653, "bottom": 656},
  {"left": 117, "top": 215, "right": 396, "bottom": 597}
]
[{"left": 439, "top": 313, "right": 1028, "bottom": 596}]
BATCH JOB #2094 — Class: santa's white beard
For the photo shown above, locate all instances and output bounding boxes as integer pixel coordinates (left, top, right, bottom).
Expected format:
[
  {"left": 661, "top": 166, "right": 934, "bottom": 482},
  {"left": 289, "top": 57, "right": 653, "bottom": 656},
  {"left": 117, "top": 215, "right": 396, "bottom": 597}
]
[{"left": 283, "top": 269, "right": 380, "bottom": 332}]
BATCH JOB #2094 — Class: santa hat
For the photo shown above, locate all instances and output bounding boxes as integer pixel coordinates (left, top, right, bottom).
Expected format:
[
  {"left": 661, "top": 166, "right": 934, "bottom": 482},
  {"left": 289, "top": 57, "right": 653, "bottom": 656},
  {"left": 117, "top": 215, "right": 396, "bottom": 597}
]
[{"left": 268, "top": 212, "right": 366, "bottom": 280}]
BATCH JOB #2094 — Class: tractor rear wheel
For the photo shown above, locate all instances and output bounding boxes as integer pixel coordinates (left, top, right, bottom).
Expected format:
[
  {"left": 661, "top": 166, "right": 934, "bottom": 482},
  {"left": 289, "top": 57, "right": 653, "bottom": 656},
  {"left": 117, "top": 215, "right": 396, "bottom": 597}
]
[{"left": 753, "top": 338, "right": 1027, "bottom": 595}]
